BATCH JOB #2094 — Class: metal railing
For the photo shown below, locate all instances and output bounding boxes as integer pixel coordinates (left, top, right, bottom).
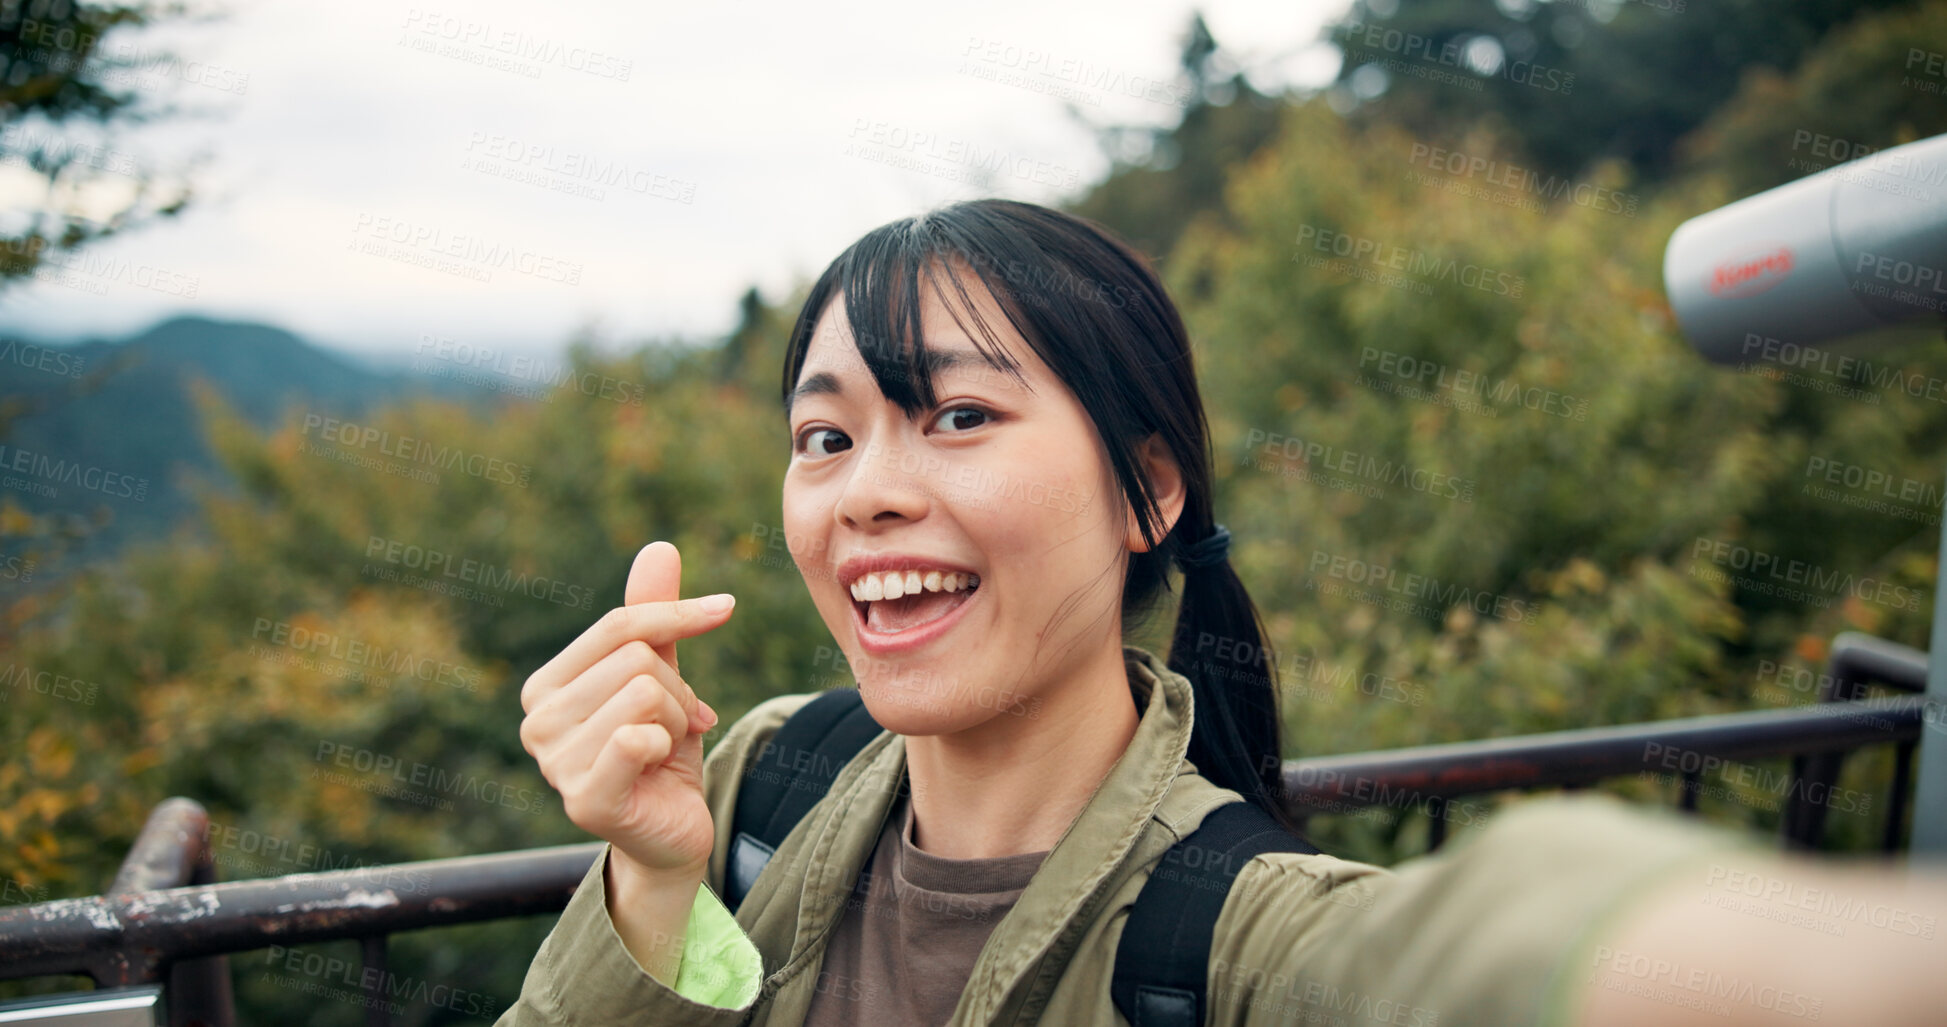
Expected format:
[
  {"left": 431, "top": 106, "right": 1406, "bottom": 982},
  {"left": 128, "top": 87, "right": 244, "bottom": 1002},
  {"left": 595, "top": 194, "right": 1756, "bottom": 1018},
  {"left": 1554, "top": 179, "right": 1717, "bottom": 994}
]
[
  {"left": 0, "top": 634, "right": 1932, "bottom": 1025},
  {"left": 1284, "top": 632, "right": 1930, "bottom": 851}
]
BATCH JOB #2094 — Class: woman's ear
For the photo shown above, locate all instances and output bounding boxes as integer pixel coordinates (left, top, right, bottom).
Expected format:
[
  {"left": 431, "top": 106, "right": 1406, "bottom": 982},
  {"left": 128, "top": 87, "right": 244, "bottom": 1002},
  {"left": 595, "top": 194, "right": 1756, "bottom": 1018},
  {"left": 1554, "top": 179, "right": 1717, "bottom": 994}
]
[{"left": 1125, "top": 433, "right": 1187, "bottom": 555}]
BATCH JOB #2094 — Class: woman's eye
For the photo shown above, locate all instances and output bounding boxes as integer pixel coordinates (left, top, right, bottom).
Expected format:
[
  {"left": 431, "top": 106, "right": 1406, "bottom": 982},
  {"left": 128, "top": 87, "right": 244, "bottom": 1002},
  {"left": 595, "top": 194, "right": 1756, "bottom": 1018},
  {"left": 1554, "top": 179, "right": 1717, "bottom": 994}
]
[
  {"left": 931, "top": 406, "right": 989, "bottom": 433},
  {"left": 794, "top": 407, "right": 987, "bottom": 455},
  {"left": 796, "top": 428, "right": 851, "bottom": 456}
]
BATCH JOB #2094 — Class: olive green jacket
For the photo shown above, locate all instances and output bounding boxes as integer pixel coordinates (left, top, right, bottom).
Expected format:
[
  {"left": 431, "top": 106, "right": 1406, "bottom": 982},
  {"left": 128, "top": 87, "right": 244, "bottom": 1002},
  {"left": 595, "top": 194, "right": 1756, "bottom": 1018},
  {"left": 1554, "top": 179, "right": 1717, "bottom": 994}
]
[{"left": 498, "top": 646, "right": 1744, "bottom": 1025}]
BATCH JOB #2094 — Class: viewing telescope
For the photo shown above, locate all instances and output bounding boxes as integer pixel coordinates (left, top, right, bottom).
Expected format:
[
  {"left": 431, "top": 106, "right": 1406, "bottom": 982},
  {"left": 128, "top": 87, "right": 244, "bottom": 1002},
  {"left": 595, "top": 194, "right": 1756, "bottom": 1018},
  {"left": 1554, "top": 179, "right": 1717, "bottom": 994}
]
[
  {"left": 1664, "top": 132, "right": 1947, "bottom": 364},
  {"left": 1664, "top": 131, "right": 1947, "bottom": 856}
]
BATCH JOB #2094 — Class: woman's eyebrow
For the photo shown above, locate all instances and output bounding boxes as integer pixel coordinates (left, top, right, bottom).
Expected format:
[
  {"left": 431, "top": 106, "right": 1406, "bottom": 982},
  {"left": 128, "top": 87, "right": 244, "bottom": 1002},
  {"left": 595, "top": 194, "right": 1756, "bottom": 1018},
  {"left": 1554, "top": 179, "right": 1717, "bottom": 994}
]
[
  {"left": 787, "top": 345, "right": 1019, "bottom": 415},
  {"left": 787, "top": 371, "right": 843, "bottom": 415}
]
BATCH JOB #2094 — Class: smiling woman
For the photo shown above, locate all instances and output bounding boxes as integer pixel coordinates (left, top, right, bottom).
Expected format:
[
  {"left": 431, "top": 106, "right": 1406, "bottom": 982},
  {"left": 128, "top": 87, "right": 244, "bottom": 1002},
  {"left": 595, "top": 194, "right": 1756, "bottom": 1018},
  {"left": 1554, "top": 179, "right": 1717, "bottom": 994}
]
[
  {"left": 498, "top": 200, "right": 1947, "bottom": 1027},
  {"left": 769, "top": 203, "right": 1306, "bottom": 1027},
  {"left": 772, "top": 202, "right": 1298, "bottom": 866}
]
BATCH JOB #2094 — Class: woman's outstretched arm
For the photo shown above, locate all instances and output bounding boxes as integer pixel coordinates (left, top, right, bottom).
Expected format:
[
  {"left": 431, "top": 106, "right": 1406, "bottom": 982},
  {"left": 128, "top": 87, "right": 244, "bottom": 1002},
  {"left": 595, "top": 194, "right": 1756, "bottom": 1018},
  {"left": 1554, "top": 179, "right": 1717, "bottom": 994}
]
[
  {"left": 1577, "top": 851, "right": 1946, "bottom": 1026},
  {"left": 1206, "top": 792, "right": 1944, "bottom": 1027}
]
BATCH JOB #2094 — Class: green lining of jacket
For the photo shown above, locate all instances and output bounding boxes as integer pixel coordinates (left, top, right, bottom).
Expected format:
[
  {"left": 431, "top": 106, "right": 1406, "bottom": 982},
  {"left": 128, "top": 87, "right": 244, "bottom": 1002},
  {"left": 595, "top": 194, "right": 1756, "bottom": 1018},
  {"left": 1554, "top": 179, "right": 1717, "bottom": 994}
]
[{"left": 676, "top": 882, "right": 765, "bottom": 1008}]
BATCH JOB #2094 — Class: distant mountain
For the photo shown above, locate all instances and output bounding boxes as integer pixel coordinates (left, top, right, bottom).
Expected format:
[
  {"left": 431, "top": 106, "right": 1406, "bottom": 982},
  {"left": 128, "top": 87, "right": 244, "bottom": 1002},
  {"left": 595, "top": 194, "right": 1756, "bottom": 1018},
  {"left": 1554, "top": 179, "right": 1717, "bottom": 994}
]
[{"left": 0, "top": 316, "right": 486, "bottom": 566}]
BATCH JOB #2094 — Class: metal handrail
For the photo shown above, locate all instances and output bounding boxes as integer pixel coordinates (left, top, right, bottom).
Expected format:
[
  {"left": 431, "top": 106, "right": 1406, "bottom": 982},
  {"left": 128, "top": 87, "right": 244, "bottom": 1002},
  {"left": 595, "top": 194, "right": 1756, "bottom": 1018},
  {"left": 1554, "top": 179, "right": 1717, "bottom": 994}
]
[
  {"left": 0, "top": 845, "right": 599, "bottom": 984},
  {"left": 1785, "top": 632, "right": 1929, "bottom": 849},
  {"left": 1, "top": 678, "right": 1931, "bottom": 1024},
  {"left": 105, "top": 799, "right": 232, "bottom": 1027},
  {"left": 1283, "top": 695, "right": 1925, "bottom": 809}
]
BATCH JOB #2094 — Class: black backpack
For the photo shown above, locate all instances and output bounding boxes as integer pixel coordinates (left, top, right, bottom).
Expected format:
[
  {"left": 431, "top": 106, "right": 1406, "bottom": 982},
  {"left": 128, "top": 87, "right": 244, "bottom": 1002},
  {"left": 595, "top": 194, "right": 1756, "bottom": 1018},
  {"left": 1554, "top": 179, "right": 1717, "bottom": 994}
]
[{"left": 723, "top": 687, "right": 1319, "bottom": 1027}]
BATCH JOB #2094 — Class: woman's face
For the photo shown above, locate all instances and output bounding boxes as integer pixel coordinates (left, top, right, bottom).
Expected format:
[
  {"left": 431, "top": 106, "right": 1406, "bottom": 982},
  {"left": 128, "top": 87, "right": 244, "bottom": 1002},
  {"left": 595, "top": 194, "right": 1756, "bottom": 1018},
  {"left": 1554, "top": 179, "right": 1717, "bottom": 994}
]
[{"left": 781, "top": 268, "right": 1150, "bottom": 735}]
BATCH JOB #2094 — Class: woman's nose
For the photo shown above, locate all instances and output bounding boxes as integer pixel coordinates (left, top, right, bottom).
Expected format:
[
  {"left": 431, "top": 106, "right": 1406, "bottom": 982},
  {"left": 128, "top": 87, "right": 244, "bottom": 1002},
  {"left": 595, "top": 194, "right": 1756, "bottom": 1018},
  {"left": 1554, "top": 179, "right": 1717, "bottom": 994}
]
[{"left": 835, "top": 437, "right": 934, "bottom": 528}]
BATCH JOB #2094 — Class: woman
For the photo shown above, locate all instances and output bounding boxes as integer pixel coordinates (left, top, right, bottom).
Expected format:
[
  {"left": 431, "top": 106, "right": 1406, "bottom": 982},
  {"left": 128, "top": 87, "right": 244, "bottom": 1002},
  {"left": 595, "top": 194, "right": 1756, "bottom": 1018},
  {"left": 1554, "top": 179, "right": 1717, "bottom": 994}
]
[{"left": 501, "top": 200, "right": 1944, "bottom": 1025}]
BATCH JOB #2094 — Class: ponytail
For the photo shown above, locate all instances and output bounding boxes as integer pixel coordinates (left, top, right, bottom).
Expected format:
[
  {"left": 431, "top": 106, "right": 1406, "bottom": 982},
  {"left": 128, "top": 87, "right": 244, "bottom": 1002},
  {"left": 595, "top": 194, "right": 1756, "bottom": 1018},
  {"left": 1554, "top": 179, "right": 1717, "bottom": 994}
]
[{"left": 1163, "top": 522, "right": 1306, "bottom": 837}]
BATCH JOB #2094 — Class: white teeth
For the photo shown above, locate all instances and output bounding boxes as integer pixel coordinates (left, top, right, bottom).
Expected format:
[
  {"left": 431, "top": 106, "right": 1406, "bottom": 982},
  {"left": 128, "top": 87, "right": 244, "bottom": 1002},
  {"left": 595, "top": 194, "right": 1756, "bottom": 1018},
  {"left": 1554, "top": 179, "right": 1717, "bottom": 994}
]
[{"left": 847, "top": 568, "right": 980, "bottom": 602}]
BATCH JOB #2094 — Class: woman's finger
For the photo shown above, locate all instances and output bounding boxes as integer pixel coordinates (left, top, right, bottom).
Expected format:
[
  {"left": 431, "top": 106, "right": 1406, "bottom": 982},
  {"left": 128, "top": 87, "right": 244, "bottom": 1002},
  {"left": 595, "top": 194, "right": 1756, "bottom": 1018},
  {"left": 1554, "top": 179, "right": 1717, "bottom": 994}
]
[
  {"left": 625, "top": 541, "right": 682, "bottom": 673},
  {"left": 520, "top": 594, "right": 733, "bottom": 714},
  {"left": 568, "top": 721, "right": 673, "bottom": 829},
  {"left": 528, "top": 639, "right": 663, "bottom": 736},
  {"left": 554, "top": 670, "right": 690, "bottom": 782}
]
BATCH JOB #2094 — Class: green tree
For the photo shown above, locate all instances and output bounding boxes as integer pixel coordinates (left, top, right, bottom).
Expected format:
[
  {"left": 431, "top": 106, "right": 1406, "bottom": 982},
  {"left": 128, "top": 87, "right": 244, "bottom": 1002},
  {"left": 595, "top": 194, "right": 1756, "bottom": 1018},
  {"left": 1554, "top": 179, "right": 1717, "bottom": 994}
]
[
  {"left": 1, "top": 0, "right": 197, "bottom": 285},
  {"left": 1, "top": 0, "right": 208, "bottom": 596},
  {"left": 1677, "top": 1, "right": 1947, "bottom": 194},
  {"left": 1326, "top": 0, "right": 1923, "bottom": 183},
  {"left": 1164, "top": 88, "right": 1936, "bottom": 856},
  {"left": 1064, "top": 12, "right": 1290, "bottom": 262}
]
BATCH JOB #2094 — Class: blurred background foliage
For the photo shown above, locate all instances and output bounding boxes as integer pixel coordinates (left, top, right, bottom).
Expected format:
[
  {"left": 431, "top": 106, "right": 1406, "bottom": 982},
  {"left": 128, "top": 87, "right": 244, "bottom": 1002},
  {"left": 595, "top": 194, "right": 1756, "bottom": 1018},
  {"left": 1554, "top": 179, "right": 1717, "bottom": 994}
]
[
  {"left": 5, "top": 0, "right": 1947, "bottom": 1020},
  {"left": 0, "top": 0, "right": 196, "bottom": 283}
]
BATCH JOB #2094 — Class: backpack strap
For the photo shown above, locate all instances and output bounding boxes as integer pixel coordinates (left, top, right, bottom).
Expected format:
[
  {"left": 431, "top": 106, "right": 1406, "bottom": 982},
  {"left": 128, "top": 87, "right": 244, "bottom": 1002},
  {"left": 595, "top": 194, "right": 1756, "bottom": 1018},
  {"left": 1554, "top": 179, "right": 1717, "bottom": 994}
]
[
  {"left": 724, "top": 687, "right": 884, "bottom": 913},
  {"left": 726, "top": 688, "right": 1320, "bottom": 1027},
  {"left": 1111, "top": 800, "right": 1320, "bottom": 1027}
]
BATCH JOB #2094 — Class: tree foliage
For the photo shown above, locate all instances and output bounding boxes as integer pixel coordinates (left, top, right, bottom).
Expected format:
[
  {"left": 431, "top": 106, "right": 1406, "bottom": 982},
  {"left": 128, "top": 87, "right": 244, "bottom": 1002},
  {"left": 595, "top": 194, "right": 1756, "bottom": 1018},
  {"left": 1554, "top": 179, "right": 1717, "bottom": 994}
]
[
  {"left": 1, "top": 0, "right": 196, "bottom": 284},
  {"left": 1325, "top": 0, "right": 1925, "bottom": 182}
]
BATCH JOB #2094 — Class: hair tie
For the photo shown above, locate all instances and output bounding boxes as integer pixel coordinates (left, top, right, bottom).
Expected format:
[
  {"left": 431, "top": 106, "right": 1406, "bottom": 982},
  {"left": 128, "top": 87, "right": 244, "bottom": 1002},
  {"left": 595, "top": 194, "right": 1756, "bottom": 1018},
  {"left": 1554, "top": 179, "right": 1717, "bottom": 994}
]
[{"left": 1177, "top": 523, "right": 1231, "bottom": 571}]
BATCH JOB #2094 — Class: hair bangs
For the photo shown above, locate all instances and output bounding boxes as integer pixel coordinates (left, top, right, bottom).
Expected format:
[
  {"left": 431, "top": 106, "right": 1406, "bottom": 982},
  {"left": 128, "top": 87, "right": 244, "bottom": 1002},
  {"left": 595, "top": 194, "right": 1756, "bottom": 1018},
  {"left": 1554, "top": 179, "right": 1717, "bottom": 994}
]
[{"left": 787, "top": 218, "right": 1037, "bottom": 421}]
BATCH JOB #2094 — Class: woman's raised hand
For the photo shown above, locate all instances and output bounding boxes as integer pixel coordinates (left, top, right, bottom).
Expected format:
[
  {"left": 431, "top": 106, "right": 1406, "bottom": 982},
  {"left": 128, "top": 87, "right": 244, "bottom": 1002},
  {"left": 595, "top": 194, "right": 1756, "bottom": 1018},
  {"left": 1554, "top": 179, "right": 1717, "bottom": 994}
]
[{"left": 519, "top": 541, "right": 734, "bottom": 880}]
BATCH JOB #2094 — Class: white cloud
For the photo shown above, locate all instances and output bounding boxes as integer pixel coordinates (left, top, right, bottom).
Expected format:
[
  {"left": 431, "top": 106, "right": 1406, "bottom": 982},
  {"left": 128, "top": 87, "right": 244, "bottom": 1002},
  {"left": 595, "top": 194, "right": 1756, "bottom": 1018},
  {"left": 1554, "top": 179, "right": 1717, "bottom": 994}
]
[{"left": 0, "top": 0, "right": 1353, "bottom": 359}]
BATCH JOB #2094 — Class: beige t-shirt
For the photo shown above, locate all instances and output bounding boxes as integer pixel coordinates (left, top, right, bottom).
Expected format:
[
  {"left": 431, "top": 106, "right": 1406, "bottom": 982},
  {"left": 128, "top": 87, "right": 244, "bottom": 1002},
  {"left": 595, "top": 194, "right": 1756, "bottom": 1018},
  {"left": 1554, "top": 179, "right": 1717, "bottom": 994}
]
[{"left": 800, "top": 794, "right": 1051, "bottom": 1026}]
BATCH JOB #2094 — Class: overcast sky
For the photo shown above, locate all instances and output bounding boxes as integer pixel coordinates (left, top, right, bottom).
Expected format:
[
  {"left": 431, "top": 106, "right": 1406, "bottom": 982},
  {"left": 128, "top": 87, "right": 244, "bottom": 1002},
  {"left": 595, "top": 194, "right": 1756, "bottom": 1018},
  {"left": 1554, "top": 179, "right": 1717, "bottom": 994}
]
[{"left": 0, "top": 0, "right": 1351, "bottom": 363}]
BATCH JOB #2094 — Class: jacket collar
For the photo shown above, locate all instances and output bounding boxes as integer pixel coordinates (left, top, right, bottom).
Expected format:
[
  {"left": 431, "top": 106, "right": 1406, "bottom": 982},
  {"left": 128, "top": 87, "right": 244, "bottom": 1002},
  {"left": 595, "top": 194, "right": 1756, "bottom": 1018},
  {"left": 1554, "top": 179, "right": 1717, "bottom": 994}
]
[
  {"left": 950, "top": 644, "right": 1202, "bottom": 1020},
  {"left": 776, "top": 644, "right": 1210, "bottom": 1023}
]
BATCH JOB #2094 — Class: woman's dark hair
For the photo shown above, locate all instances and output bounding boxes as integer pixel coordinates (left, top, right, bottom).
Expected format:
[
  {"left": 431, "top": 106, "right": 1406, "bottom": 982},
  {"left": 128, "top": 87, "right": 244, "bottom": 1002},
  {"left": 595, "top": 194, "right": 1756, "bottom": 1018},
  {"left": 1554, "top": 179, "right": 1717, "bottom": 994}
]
[{"left": 779, "top": 198, "right": 1302, "bottom": 835}]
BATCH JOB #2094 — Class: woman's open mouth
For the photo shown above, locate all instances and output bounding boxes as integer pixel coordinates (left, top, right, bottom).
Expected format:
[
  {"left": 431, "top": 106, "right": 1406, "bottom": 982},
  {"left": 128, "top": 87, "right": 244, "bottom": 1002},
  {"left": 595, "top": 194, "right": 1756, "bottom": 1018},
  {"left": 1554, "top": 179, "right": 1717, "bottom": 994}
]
[{"left": 848, "top": 569, "right": 982, "bottom": 652}]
